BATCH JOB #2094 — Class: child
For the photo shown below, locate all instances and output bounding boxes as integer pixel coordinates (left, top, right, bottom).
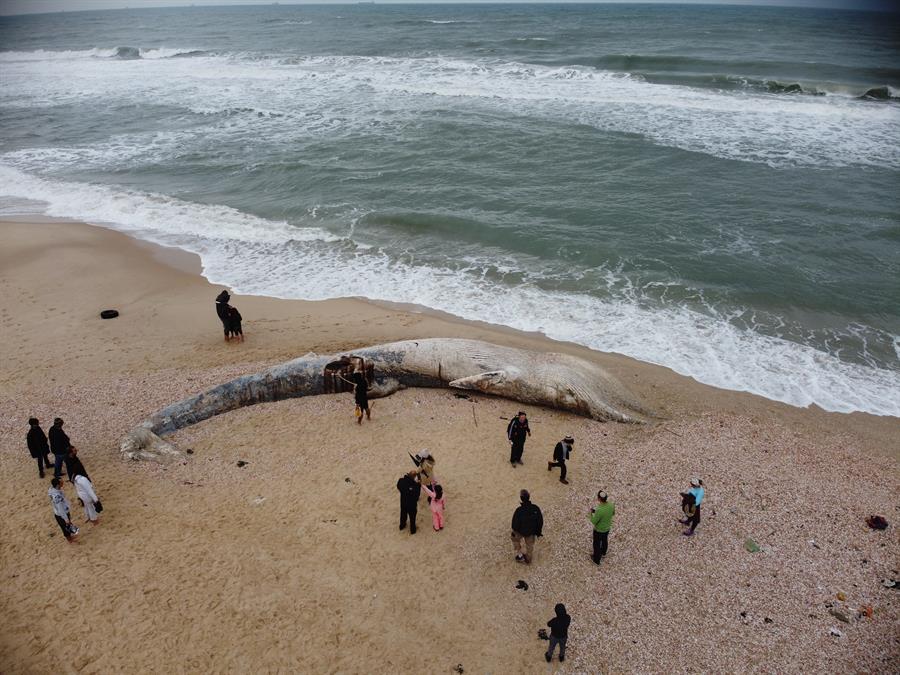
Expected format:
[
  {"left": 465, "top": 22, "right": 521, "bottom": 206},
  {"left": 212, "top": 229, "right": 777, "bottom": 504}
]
[
  {"left": 73, "top": 473, "right": 101, "bottom": 525},
  {"left": 227, "top": 305, "right": 244, "bottom": 342},
  {"left": 679, "top": 477, "right": 704, "bottom": 536},
  {"left": 421, "top": 481, "right": 446, "bottom": 531},
  {"left": 48, "top": 478, "right": 78, "bottom": 543}
]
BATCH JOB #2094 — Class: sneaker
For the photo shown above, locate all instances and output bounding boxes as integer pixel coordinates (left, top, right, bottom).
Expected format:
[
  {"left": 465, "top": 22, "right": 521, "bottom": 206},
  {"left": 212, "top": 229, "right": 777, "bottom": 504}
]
[
  {"left": 560, "top": 478, "right": 569, "bottom": 485},
  {"left": 515, "top": 554, "right": 525, "bottom": 562},
  {"left": 559, "top": 656, "right": 565, "bottom": 663},
  {"left": 547, "top": 462, "right": 552, "bottom": 471},
  {"left": 545, "top": 653, "right": 551, "bottom": 663},
  {"left": 682, "top": 530, "right": 694, "bottom": 537}
]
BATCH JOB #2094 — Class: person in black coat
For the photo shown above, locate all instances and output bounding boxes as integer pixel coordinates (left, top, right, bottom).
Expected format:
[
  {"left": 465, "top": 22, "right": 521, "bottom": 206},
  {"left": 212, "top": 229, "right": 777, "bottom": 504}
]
[
  {"left": 547, "top": 435, "right": 574, "bottom": 485},
  {"left": 397, "top": 470, "right": 421, "bottom": 535},
  {"left": 511, "top": 489, "right": 543, "bottom": 563},
  {"left": 340, "top": 369, "right": 372, "bottom": 424},
  {"left": 544, "top": 603, "right": 571, "bottom": 663},
  {"left": 215, "top": 290, "right": 231, "bottom": 341},
  {"left": 227, "top": 305, "right": 244, "bottom": 342},
  {"left": 48, "top": 418, "right": 72, "bottom": 479},
  {"left": 506, "top": 411, "right": 531, "bottom": 466},
  {"left": 27, "top": 418, "right": 53, "bottom": 478},
  {"left": 64, "top": 446, "right": 90, "bottom": 483}
]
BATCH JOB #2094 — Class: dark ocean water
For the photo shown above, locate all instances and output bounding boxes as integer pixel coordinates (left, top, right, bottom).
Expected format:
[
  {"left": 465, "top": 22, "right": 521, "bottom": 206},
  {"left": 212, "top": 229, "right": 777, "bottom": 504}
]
[{"left": 1, "top": 4, "right": 898, "bottom": 415}]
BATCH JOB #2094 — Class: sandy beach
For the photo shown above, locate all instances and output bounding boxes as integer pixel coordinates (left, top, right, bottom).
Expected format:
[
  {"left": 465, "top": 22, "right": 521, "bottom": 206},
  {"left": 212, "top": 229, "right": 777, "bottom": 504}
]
[{"left": 1, "top": 218, "right": 898, "bottom": 673}]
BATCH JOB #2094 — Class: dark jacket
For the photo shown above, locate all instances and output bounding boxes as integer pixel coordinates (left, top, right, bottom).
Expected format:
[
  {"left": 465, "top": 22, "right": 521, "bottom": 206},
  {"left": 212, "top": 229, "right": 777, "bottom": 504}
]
[
  {"left": 507, "top": 417, "right": 530, "bottom": 443},
  {"left": 511, "top": 501, "right": 543, "bottom": 537},
  {"left": 65, "top": 454, "right": 90, "bottom": 481},
  {"left": 215, "top": 291, "right": 230, "bottom": 323},
  {"left": 48, "top": 425, "right": 71, "bottom": 456},
  {"left": 548, "top": 609, "right": 571, "bottom": 640},
  {"left": 397, "top": 475, "right": 421, "bottom": 509},
  {"left": 352, "top": 372, "right": 369, "bottom": 405},
  {"left": 27, "top": 425, "right": 50, "bottom": 458},
  {"left": 553, "top": 441, "right": 571, "bottom": 463}
]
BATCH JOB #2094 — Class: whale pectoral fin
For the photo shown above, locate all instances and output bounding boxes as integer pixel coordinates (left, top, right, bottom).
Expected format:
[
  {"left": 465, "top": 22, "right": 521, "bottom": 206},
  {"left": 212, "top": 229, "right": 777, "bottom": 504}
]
[{"left": 449, "top": 370, "right": 509, "bottom": 392}]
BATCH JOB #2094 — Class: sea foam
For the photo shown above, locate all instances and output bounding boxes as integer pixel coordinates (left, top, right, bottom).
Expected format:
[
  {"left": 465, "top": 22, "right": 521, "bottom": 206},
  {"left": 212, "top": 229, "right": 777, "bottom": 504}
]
[
  {"left": 2, "top": 49, "right": 898, "bottom": 169},
  {"left": 1, "top": 164, "right": 898, "bottom": 417}
]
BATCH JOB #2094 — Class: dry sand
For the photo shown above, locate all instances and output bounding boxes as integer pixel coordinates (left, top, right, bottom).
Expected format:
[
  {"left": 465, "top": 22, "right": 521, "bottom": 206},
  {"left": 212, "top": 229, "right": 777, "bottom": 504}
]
[{"left": 1, "top": 219, "right": 898, "bottom": 673}]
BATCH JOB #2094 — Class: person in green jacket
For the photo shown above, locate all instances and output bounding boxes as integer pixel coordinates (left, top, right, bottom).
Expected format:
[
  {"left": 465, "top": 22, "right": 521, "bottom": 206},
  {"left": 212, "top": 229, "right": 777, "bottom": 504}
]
[{"left": 589, "top": 490, "right": 614, "bottom": 565}]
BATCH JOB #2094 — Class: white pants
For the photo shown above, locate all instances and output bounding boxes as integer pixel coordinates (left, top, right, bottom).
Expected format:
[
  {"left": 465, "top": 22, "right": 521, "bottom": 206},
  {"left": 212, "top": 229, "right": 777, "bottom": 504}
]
[{"left": 82, "top": 498, "right": 98, "bottom": 521}]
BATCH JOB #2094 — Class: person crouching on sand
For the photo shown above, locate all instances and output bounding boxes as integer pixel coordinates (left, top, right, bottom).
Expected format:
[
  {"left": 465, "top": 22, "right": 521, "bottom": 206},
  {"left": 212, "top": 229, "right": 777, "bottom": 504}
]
[
  {"left": 48, "top": 478, "right": 78, "bottom": 543},
  {"left": 421, "top": 481, "right": 446, "bottom": 531},
  {"left": 73, "top": 473, "right": 101, "bottom": 525}
]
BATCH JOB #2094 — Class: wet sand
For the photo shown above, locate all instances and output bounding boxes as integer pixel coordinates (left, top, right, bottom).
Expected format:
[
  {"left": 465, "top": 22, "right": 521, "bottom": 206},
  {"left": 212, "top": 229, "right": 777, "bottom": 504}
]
[{"left": 0, "top": 219, "right": 897, "bottom": 673}]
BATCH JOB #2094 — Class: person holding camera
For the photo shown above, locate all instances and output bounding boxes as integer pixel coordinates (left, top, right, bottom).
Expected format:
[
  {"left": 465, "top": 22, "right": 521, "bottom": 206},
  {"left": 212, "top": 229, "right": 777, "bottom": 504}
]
[{"left": 589, "top": 490, "right": 615, "bottom": 564}]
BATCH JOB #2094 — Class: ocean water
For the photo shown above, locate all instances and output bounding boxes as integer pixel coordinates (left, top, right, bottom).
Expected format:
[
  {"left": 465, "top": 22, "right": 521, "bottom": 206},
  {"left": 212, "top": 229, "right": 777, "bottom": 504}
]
[{"left": 1, "top": 4, "right": 898, "bottom": 416}]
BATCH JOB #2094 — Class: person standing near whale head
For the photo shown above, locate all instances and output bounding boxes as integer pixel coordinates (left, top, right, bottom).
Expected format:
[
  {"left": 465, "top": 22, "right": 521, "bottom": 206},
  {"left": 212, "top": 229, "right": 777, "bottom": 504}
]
[{"left": 507, "top": 411, "right": 531, "bottom": 467}]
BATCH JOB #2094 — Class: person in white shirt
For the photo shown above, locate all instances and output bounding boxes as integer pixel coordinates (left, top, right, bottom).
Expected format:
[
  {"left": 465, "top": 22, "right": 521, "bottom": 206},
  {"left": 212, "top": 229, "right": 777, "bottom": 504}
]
[
  {"left": 73, "top": 473, "right": 101, "bottom": 524},
  {"left": 48, "top": 478, "right": 78, "bottom": 542}
]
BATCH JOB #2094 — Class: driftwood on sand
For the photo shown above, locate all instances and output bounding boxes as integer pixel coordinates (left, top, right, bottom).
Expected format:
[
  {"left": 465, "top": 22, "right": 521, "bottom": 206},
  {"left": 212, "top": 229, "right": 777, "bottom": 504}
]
[{"left": 120, "top": 338, "right": 651, "bottom": 461}]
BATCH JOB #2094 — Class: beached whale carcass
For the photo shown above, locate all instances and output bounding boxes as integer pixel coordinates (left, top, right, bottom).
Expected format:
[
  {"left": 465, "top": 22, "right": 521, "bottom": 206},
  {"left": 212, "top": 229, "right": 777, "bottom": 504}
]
[{"left": 120, "top": 338, "right": 650, "bottom": 461}]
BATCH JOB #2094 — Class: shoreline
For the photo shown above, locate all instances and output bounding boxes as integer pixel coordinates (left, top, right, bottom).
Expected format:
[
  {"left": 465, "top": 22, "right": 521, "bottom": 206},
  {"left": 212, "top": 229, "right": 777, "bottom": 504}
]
[
  {"left": 2, "top": 215, "right": 897, "bottom": 459},
  {"left": 2, "top": 216, "right": 898, "bottom": 673}
]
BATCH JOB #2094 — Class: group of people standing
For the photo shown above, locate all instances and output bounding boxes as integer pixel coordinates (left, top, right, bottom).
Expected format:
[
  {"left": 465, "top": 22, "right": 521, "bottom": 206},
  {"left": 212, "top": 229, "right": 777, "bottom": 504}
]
[
  {"left": 397, "top": 450, "right": 444, "bottom": 534},
  {"left": 215, "top": 290, "right": 244, "bottom": 342},
  {"left": 394, "top": 411, "right": 705, "bottom": 664},
  {"left": 507, "top": 411, "right": 574, "bottom": 486},
  {"left": 27, "top": 417, "right": 103, "bottom": 543}
]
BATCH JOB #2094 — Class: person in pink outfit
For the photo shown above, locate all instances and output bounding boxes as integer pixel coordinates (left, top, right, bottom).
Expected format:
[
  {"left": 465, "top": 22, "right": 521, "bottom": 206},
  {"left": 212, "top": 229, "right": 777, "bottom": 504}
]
[{"left": 421, "top": 482, "right": 446, "bottom": 531}]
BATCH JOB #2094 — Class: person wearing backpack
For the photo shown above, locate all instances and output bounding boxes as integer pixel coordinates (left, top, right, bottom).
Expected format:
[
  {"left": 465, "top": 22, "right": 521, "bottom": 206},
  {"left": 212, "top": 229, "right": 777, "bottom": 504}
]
[{"left": 511, "top": 489, "right": 543, "bottom": 564}]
